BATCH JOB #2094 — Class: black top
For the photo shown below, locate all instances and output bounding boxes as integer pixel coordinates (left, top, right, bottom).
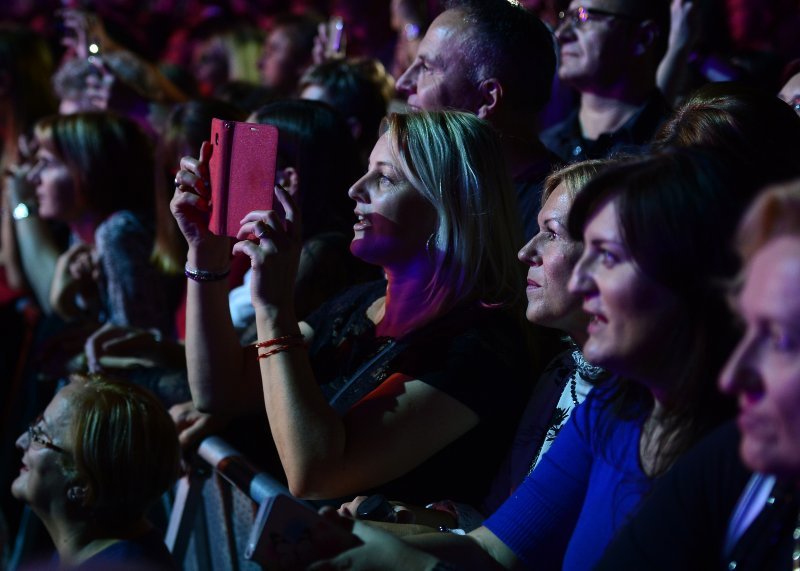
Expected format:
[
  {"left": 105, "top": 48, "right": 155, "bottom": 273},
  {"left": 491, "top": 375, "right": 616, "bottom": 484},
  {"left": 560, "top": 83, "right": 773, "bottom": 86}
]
[
  {"left": 305, "top": 280, "right": 532, "bottom": 506},
  {"left": 541, "top": 90, "right": 671, "bottom": 163},
  {"left": 597, "top": 420, "right": 800, "bottom": 571}
]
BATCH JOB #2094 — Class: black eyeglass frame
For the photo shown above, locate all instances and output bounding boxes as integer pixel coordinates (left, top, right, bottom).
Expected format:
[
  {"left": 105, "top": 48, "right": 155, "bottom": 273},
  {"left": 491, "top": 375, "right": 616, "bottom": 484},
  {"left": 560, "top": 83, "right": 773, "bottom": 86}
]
[{"left": 26, "top": 416, "right": 67, "bottom": 454}]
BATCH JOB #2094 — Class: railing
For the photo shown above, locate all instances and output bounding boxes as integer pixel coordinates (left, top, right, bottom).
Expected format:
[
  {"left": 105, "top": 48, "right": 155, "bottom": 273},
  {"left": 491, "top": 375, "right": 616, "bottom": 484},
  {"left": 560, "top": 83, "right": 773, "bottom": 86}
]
[{"left": 166, "top": 436, "right": 302, "bottom": 571}]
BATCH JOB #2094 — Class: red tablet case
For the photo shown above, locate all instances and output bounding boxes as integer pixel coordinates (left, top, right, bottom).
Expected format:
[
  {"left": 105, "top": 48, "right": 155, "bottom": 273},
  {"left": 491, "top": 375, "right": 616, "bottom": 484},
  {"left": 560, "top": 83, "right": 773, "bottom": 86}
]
[{"left": 208, "top": 118, "right": 279, "bottom": 237}]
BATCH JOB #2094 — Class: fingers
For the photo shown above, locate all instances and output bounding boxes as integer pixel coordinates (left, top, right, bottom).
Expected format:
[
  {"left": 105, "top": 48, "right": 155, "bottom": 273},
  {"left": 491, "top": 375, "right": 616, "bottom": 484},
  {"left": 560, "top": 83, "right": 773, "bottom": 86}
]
[
  {"left": 175, "top": 141, "right": 212, "bottom": 198},
  {"left": 85, "top": 322, "right": 116, "bottom": 373},
  {"left": 199, "top": 140, "right": 213, "bottom": 163},
  {"left": 171, "top": 181, "right": 210, "bottom": 213},
  {"left": 237, "top": 210, "right": 285, "bottom": 239},
  {"left": 275, "top": 184, "right": 302, "bottom": 241}
]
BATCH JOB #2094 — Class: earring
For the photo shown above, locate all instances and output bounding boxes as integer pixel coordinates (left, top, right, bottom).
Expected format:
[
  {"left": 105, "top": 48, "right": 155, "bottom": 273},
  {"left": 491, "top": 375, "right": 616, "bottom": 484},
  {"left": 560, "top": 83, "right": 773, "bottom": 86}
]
[
  {"left": 67, "top": 486, "right": 86, "bottom": 502},
  {"left": 425, "top": 233, "right": 436, "bottom": 255}
]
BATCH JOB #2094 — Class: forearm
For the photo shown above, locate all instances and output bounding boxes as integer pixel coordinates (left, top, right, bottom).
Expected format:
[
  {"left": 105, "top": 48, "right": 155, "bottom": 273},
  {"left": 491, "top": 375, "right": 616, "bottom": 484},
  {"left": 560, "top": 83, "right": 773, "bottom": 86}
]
[
  {"left": 407, "top": 530, "right": 512, "bottom": 571},
  {"left": 185, "top": 247, "right": 261, "bottom": 413},
  {"left": 656, "top": 46, "right": 691, "bottom": 105},
  {"left": 13, "top": 217, "right": 61, "bottom": 313},
  {"left": 255, "top": 305, "right": 348, "bottom": 498},
  {"left": 1, "top": 203, "right": 27, "bottom": 291}
]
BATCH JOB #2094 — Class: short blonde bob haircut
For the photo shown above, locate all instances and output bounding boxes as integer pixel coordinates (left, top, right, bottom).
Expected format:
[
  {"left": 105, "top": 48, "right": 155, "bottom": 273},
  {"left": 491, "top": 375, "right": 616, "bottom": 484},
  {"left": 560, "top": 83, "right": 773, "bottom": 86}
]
[
  {"left": 382, "top": 110, "right": 524, "bottom": 314},
  {"left": 64, "top": 375, "right": 180, "bottom": 524}
]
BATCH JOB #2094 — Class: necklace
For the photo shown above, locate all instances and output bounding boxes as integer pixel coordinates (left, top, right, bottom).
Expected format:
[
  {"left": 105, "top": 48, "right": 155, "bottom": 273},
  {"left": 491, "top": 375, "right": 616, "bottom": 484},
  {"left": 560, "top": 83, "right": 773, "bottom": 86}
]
[{"left": 569, "top": 377, "right": 579, "bottom": 406}]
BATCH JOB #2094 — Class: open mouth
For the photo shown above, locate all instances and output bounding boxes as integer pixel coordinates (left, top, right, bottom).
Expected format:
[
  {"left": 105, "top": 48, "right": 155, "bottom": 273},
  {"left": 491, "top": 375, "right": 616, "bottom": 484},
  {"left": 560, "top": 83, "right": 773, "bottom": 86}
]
[{"left": 353, "top": 213, "right": 371, "bottom": 231}]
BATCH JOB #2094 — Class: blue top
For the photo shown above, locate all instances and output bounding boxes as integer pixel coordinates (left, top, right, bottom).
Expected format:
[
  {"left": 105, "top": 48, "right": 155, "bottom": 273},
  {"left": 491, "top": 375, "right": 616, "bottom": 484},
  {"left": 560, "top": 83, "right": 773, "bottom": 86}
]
[{"left": 484, "top": 386, "right": 652, "bottom": 570}]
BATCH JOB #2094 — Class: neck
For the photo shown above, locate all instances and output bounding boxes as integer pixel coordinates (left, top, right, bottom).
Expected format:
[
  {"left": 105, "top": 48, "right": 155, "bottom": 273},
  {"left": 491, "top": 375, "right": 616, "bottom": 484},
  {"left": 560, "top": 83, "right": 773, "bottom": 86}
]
[
  {"left": 569, "top": 328, "right": 589, "bottom": 348},
  {"left": 44, "top": 514, "right": 149, "bottom": 567},
  {"left": 492, "top": 113, "right": 548, "bottom": 180},
  {"left": 378, "top": 258, "right": 441, "bottom": 338},
  {"left": 578, "top": 89, "right": 650, "bottom": 140}
]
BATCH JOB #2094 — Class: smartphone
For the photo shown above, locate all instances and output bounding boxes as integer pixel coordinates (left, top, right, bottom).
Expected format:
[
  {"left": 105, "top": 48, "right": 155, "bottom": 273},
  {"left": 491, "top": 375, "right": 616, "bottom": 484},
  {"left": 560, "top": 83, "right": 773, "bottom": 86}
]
[
  {"left": 207, "top": 118, "right": 279, "bottom": 237},
  {"left": 245, "top": 493, "right": 361, "bottom": 570},
  {"left": 326, "top": 16, "right": 346, "bottom": 58}
]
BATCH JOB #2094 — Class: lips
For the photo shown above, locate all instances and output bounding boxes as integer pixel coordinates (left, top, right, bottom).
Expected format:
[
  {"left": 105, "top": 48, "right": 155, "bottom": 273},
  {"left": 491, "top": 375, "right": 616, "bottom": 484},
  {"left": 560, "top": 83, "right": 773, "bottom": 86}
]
[
  {"left": 526, "top": 278, "right": 541, "bottom": 290},
  {"left": 353, "top": 211, "right": 371, "bottom": 231},
  {"left": 583, "top": 303, "right": 608, "bottom": 335}
]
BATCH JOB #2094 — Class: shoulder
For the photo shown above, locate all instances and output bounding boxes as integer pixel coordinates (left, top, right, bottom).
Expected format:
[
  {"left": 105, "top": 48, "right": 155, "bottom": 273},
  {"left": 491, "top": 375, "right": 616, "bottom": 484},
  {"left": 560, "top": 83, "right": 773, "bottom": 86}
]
[
  {"left": 305, "top": 279, "right": 386, "bottom": 343},
  {"left": 78, "top": 530, "right": 178, "bottom": 570},
  {"left": 95, "top": 211, "right": 151, "bottom": 248},
  {"left": 400, "top": 306, "right": 532, "bottom": 414}
]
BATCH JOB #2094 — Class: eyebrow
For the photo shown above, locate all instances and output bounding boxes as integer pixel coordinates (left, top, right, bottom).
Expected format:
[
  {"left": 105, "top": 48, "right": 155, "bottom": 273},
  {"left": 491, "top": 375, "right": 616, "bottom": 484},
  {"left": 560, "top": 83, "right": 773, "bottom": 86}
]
[{"left": 371, "top": 161, "right": 399, "bottom": 172}]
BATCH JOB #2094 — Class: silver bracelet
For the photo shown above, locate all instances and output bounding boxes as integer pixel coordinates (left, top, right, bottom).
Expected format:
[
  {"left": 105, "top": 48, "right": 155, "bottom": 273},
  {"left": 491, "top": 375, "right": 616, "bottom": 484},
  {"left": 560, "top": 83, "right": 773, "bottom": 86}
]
[{"left": 184, "top": 263, "right": 230, "bottom": 282}]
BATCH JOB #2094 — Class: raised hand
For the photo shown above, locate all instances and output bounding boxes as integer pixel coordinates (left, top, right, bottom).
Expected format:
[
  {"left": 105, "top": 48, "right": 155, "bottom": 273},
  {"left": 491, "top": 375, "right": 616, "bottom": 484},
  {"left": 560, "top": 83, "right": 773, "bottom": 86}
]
[
  {"left": 171, "top": 142, "right": 230, "bottom": 269},
  {"left": 231, "top": 184, "right": 302, "bottom": 313}
]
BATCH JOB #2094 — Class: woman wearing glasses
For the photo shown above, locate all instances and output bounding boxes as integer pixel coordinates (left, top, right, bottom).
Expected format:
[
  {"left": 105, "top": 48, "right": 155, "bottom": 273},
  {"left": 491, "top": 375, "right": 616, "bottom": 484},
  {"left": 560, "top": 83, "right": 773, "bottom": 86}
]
[{"left": 11, "top": 375, "right": 180, "bottom": 569}]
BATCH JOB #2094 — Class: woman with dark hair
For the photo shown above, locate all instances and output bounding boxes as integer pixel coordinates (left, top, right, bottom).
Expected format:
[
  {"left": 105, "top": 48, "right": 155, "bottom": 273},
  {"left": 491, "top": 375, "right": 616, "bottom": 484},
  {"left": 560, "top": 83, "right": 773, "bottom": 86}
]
[
  {"left": 172, "top": 110, "right": 534, "bottom": 507},
  {"left": 309, "top": 147, "right": 755, "bottom": 570},
  {"left": 11, "top": 374, "right": 180, "bottom": 569},
  {"left": 596, "top": 178, "right": 800, "bottom": 571},
  {"left": 18, "top": 111, "right": 173, "bottom": 336},
  {"left": 228, "top": 99, "right": 374, "bottom": 328}
]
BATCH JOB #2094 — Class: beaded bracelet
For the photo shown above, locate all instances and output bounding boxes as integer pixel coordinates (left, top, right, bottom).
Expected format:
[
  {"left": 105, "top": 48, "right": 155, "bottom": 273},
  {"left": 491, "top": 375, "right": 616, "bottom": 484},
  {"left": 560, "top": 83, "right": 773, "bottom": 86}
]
[
  {"left": 184, "top": 263, "right": 231, "bottom": 282},
  {"left": 253, "top": 333, "right": 304, "bottom": 349}
]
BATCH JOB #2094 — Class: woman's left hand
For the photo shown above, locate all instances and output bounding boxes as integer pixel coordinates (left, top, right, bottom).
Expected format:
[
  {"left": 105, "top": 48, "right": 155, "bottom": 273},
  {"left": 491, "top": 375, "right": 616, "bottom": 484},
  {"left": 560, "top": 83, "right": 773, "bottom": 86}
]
[{"left": 232, "top": 183, "right": 302, "bottom": 313}]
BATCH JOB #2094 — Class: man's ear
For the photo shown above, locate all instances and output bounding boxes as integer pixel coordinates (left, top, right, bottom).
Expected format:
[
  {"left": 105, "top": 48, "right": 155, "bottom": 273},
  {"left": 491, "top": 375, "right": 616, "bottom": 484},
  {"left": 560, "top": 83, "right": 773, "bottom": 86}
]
[
  {"left": 476, "top": 78, "right": 503, "bottom": 120},
  {"left": 633, "top": 20, "right": 659, "bottom": 56}
]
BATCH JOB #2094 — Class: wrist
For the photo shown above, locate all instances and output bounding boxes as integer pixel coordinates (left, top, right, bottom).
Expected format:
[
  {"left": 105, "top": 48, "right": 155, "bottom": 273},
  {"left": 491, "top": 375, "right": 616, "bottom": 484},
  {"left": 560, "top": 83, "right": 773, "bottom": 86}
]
[
  {"left": 253, "top": 304, "right": 298, "bottom": 334},
  {"left": 186, "top": 246, "right": 229, "bottom": 274}
]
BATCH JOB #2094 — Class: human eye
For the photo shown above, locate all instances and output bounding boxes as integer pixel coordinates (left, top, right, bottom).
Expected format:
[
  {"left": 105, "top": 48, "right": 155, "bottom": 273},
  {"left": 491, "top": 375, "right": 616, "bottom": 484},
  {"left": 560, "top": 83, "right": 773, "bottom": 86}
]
[
  {"left": 29, "top": 425, "right": 48, "bottom": 446},
  {"left": 598, "top": 248, "right": 619, "bottom": 268},
  {"left": 769, "top": 326, "right": 800, "bottom": 353}
]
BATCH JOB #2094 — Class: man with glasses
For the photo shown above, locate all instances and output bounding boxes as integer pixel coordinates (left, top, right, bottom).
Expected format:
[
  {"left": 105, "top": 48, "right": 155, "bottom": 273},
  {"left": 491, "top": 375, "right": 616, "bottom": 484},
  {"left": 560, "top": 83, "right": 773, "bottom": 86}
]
[
  {"left": 542, "top": 0, "right": 671, "bottom": 162},
  {"left": 395, "top": 0, "right": 557, "bottom": 238}
]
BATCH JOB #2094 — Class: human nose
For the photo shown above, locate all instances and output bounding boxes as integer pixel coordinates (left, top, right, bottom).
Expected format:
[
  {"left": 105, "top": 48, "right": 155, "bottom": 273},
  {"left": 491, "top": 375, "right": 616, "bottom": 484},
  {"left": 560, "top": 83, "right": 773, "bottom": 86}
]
[
  {"left": 554, "top": 15, "right": 577, "bottom": 41},
  {"left": 348, "top": 173, "right": 370, "bottom": 203},
  {"left": 568, "top": 250, "right": 594, "bottom": 294},
  {"left": 16, "top": 428, "right": 30, "bottom": 451},
  {"left": 396, "top": 61, "right": 419, "bottom": 96},
  {"left": 26, "top": 160, "right": 42, "bottom": 185},
  {"left": 719, "top": 333, "right": 762, "bottom": 396},
  {"left": 518, "top": 235, "right": 543, "bottom": 266}
]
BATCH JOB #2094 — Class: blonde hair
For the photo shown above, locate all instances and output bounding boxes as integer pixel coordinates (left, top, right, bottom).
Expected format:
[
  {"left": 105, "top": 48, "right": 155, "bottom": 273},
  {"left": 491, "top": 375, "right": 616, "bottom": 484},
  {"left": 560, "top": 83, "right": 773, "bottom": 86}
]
[
  {"left": 541, "top": 159, "right": 613, "bottom": 209},
  {"left": 383, "top": 111, "right": 524, "bottom": 314}
]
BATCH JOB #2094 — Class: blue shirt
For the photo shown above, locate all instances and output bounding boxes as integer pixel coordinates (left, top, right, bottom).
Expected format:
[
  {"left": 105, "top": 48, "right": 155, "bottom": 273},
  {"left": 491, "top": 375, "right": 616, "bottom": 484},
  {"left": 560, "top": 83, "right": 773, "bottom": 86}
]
[{"left": 484, "top": 386, "right": 651, "bottom": 570}]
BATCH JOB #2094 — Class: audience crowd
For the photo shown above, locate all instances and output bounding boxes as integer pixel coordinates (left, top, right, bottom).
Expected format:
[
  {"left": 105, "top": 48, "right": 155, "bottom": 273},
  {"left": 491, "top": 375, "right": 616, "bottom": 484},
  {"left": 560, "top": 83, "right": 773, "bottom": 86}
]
[{"left": 1, "top": 0, "right": 800, "bottom": 569}]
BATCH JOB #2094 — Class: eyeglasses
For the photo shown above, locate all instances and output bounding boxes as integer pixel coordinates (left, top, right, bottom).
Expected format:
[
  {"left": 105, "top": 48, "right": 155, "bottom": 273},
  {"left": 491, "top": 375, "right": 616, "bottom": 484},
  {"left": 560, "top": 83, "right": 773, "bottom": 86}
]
[
  {"left": 556, "top": 6, "right": 640, "bottom": 31},
  {"left": 26, "top": 416, "right": 66, "bottom": 454}
]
